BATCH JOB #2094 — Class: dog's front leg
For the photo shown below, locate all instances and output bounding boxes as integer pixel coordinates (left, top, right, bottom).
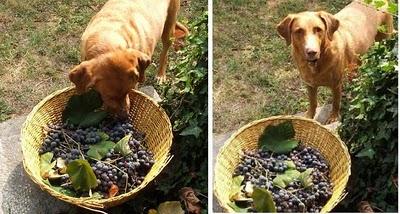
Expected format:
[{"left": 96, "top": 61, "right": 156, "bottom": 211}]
[
  {"left": 306, "top": 85, "right": 318, "bottom": 119},
  {"left": 326, "top": 84, "right": 341, "bottom": 124}
]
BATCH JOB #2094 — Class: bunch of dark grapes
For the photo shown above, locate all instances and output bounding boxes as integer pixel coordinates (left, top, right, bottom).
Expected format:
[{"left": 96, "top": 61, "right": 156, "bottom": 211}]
[
  {"left": 38, "top": 118, "right": 154, "bottom": 198},
  {"left": 233, "top": 146, "right": 333, "bottom": 212}
]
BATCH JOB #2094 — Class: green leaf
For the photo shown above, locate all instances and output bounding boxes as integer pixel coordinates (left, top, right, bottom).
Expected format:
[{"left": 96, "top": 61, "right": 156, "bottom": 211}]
[
  {"left": 62, "top": 89, "right": 106, "bottom": 126},
  {"left": 388, "top": 2, "right": 398, "bottom": 14},
  {"left": 91, "top": 192, "right": 104, "bottom": 199},
  {"left": 180, "top": 125, "right": 202, "bottom": 138},
  {"left": 230, "top": 176, "right": 244, "bottom": 201},
  {"left": 66, "top": 159, "right": 98, "bottom": 191},
  {"left": 298, "top": 168, "right": 313, "bottom": 188},
  {"left": 79, "top": 111, "right": 108, "bottom": 127},
  {"left": 273, "top": 169, "right": 301, "bottom": 188},
  {"left": 259, "top": 121, "right": 299, "bottom": 154},
  {"left": 114, "top": 134, "right": 132, "bottom": 156},
  {"left": 356, "top": 148, "right": 375, "bottom": 159},
  {"left": 43, "top": 179, "right": 76, "bottom": 197},
  {"left": 373, "top": 0, "right": 386, "bottom": 8},
  {"left": 252, "top": 187, "right": 276, "bottom": 212},
  {"left": 284, "top": 160, "right": 296, "bottom": 169},
  {"left": 98, "top": 132, "right": 110, "bottom": 141},
  {"left": 157, "top": 201, "right": 185, "bottom": 214},
  {"left": 228, "top": 202, "right": 249, "bottom": 213},
  {"left": 40, "top": 152, "right": 56, "bottom": 178},
  {"left": 86, "top": 141, "right": 115, "bottom": 160}
]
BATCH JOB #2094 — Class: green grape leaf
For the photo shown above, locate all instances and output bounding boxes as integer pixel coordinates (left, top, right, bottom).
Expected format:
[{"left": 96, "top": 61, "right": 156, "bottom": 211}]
[
  {"left": 230, "top": 176, "right": 245, "bottom": 201},
  {"left": 66, "top": 159, "right": 98, "bottom": 191},
  {"left": 298, "top": 168, "right": 313, "bottom": 188},
  {"left": 98, "top": 132, "right": 110, "bottom": 141},
  {"left": 79, "top": 111, "right": 108, "bottom": 127},
  {"left": 62, "top": 89, "right": 106, "bottom": 126},
  {"left": 157, "top": 201, "right": 185, "bottom": 214},
  {"left": 40, "top": 152, "right": 56, "bottom": 179},
  {"left": 273, "top": 169, "right": 301, "bottom": 188},
  {"left": 284, "top": 160, "right": 296, "bottom": 169},
  {"left": 86, "top": 141, "right": 115, "bottom": 160},
  {"left": 252, "top": 187, "right": 276, "bottom": 212},
  {"left": 43, "top": 179, "right": 76, "bottom": 197},
  {"left": 91, "top": 192, "right": 104, "bottom": 199},
  {"left": 228, "top": 201, "right": 249, "bottom": 213},
  {"left": 114, "top": 134, "right": 132, "bottom": 156},
  {"left": 259, "top": 121, "right": 299, "bottom": 154}
]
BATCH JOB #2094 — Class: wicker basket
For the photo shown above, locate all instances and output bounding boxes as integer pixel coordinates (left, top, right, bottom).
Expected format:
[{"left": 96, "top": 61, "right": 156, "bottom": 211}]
[
  {"left": 214, "top": 115, "right": 351, "bottom": 213},
  {"left": 21, "top": 87, "right": 173, "bottom": 210}
]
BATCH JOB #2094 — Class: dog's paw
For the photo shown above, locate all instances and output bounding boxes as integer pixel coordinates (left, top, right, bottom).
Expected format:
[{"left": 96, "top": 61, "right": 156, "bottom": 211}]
[
  {"left": 325, "top": 114, "right": 339, "bottom": 124},
  {"left": 156, "top": 75, "right": 167, "bottom": 84}
]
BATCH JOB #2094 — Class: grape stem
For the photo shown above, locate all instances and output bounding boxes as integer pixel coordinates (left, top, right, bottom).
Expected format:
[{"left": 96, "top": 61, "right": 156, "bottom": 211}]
[
  {"left": 87, "top": 157, "right": 129, "bottom": 193},
  {"left": 275, "top": 185, "right": 305, "bottom": 212},
  {"left": 62, "top": 130, "right": 85, "bottom": 160}
]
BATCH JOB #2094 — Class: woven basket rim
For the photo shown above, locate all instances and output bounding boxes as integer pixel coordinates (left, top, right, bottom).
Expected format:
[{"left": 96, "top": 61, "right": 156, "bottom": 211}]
[
  {"left": 213, "top": 115, "right": 351, "bottom": 212},
  {"left": 20, "top": 86, "right": 173, "bottom": 210}
]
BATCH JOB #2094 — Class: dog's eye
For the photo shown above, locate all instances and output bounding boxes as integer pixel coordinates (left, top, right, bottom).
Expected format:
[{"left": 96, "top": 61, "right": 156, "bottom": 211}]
[
  {"left": 314, "top": 27, "right": 322, "bottom": 33},
  {"left": 294, "top": 28, "right": 304, "bottom": 35}
]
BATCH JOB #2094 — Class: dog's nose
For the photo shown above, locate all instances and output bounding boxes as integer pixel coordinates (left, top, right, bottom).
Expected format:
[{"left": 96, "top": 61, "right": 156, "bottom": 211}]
[{"left": 306, "top": 49, "right": 317, "bottom": 58}]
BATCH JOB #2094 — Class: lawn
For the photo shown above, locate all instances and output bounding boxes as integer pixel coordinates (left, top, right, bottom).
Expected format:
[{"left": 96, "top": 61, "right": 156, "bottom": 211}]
[
  {"left": 213, "top": 0, "right": 351, "bottom": 134},
  {"left": 0, "top": 0, "right": 204, "bottom": 122}
]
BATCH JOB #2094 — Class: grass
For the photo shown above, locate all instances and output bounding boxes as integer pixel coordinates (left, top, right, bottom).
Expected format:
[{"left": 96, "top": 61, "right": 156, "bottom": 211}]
[
  {"left": 213, "top": 0, "right": 351, "bottom": 134},
  {"left": 0, "top": 0, "right": 205, "bottom": 122}
]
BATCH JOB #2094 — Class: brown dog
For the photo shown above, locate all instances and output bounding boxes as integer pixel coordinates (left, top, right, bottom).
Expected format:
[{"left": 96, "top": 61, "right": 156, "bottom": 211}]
[
  {"left": 69, "top": 0, "right": 188, "bottom": 117},
  {"left": 277, "top": 1, "right": 393, "bottom": 124}
]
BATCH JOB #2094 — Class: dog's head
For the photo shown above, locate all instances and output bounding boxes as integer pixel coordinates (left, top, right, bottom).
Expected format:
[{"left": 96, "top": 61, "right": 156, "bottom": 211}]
[
  {"left": 69, "top": 49, "right": 151, "bottom": 118},
  {"left": 277, "top": 11, "right": 339, "bottom": 66}
]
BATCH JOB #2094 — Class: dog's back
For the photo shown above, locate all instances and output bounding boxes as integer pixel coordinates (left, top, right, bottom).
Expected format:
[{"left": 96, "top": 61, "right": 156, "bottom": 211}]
[
  {"left": 335, "top": 1, "right": 393, "bottom": 55},
  {"left": 81, "top": 0, "right": 170, "bottom": 61}
]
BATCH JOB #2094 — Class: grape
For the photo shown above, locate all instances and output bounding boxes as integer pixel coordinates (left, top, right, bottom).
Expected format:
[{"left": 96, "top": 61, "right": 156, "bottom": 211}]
[
  {"left": 39, "top": 117, "right": 154, "bottom": 199},
  {"left": 233, "top": 145, "right": 333, "bottom": 212}
]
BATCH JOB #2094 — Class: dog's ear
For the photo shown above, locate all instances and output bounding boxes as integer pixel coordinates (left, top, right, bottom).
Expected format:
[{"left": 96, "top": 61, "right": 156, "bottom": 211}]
[
  {"left": 318, "top": 11, "right": 339, "bottom": 41},
  {"left": 68, "top": 62, "right": 94, "bottom": 94},
  {"left": 277, "top": 14, "right": 295, "bottom": 46},
  {"left": 127, "top": 49, "right": 151, "bottom": 83}
]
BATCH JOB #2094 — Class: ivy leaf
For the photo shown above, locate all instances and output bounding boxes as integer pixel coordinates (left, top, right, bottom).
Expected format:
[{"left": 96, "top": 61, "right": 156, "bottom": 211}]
[
  {"left": 298, "top": 168, "right": 313, "bottom": 188},
  {"left": 180, "top": 125, "right": 202, "bottom": 138},
  {"left": 356, "top": 148, "right": 375, "bottom": 159},
  {"left": 62, "top": 89, "right": 106, "bottom": 127},
  {"left": 230, "top": 175, "right": 244, "bottom": 201},
  {"left": 66, "top": 159, "right": 98, "bottom": 191},
  {"left": 228, "top": 202, "right": 249, "bottom": 213},
  {"left": 259, "top": 121, "right": 299, "bottom": 154},
  {"left": 79, "top": 111, "right": 108, "bottom": 127},
  {"left": 86, "top": 141, "right": 115, "bottom": 160},
  {"left": 40, "top": 152, "right": 56, "bottom": 179},
  {"left": 114, "top": 134, "right": 132, "bottom": 156},
  {"left": 373, "top": 0, "right": 386, "bottom": 8},
  {"left": 98, "top": 132, "right": 110, "bottom": 141},
  {"left": 388, "top": 2, "right": 398, "bottom": 14},
  {"left": 252, "top": 187, "right": 276, "bottom": 212},
  {"left": 43, "top": 179, "right": 76, "bottom": 197},
  {"left": 273, "top": 169, "right": 301, "bottom": 188}
]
